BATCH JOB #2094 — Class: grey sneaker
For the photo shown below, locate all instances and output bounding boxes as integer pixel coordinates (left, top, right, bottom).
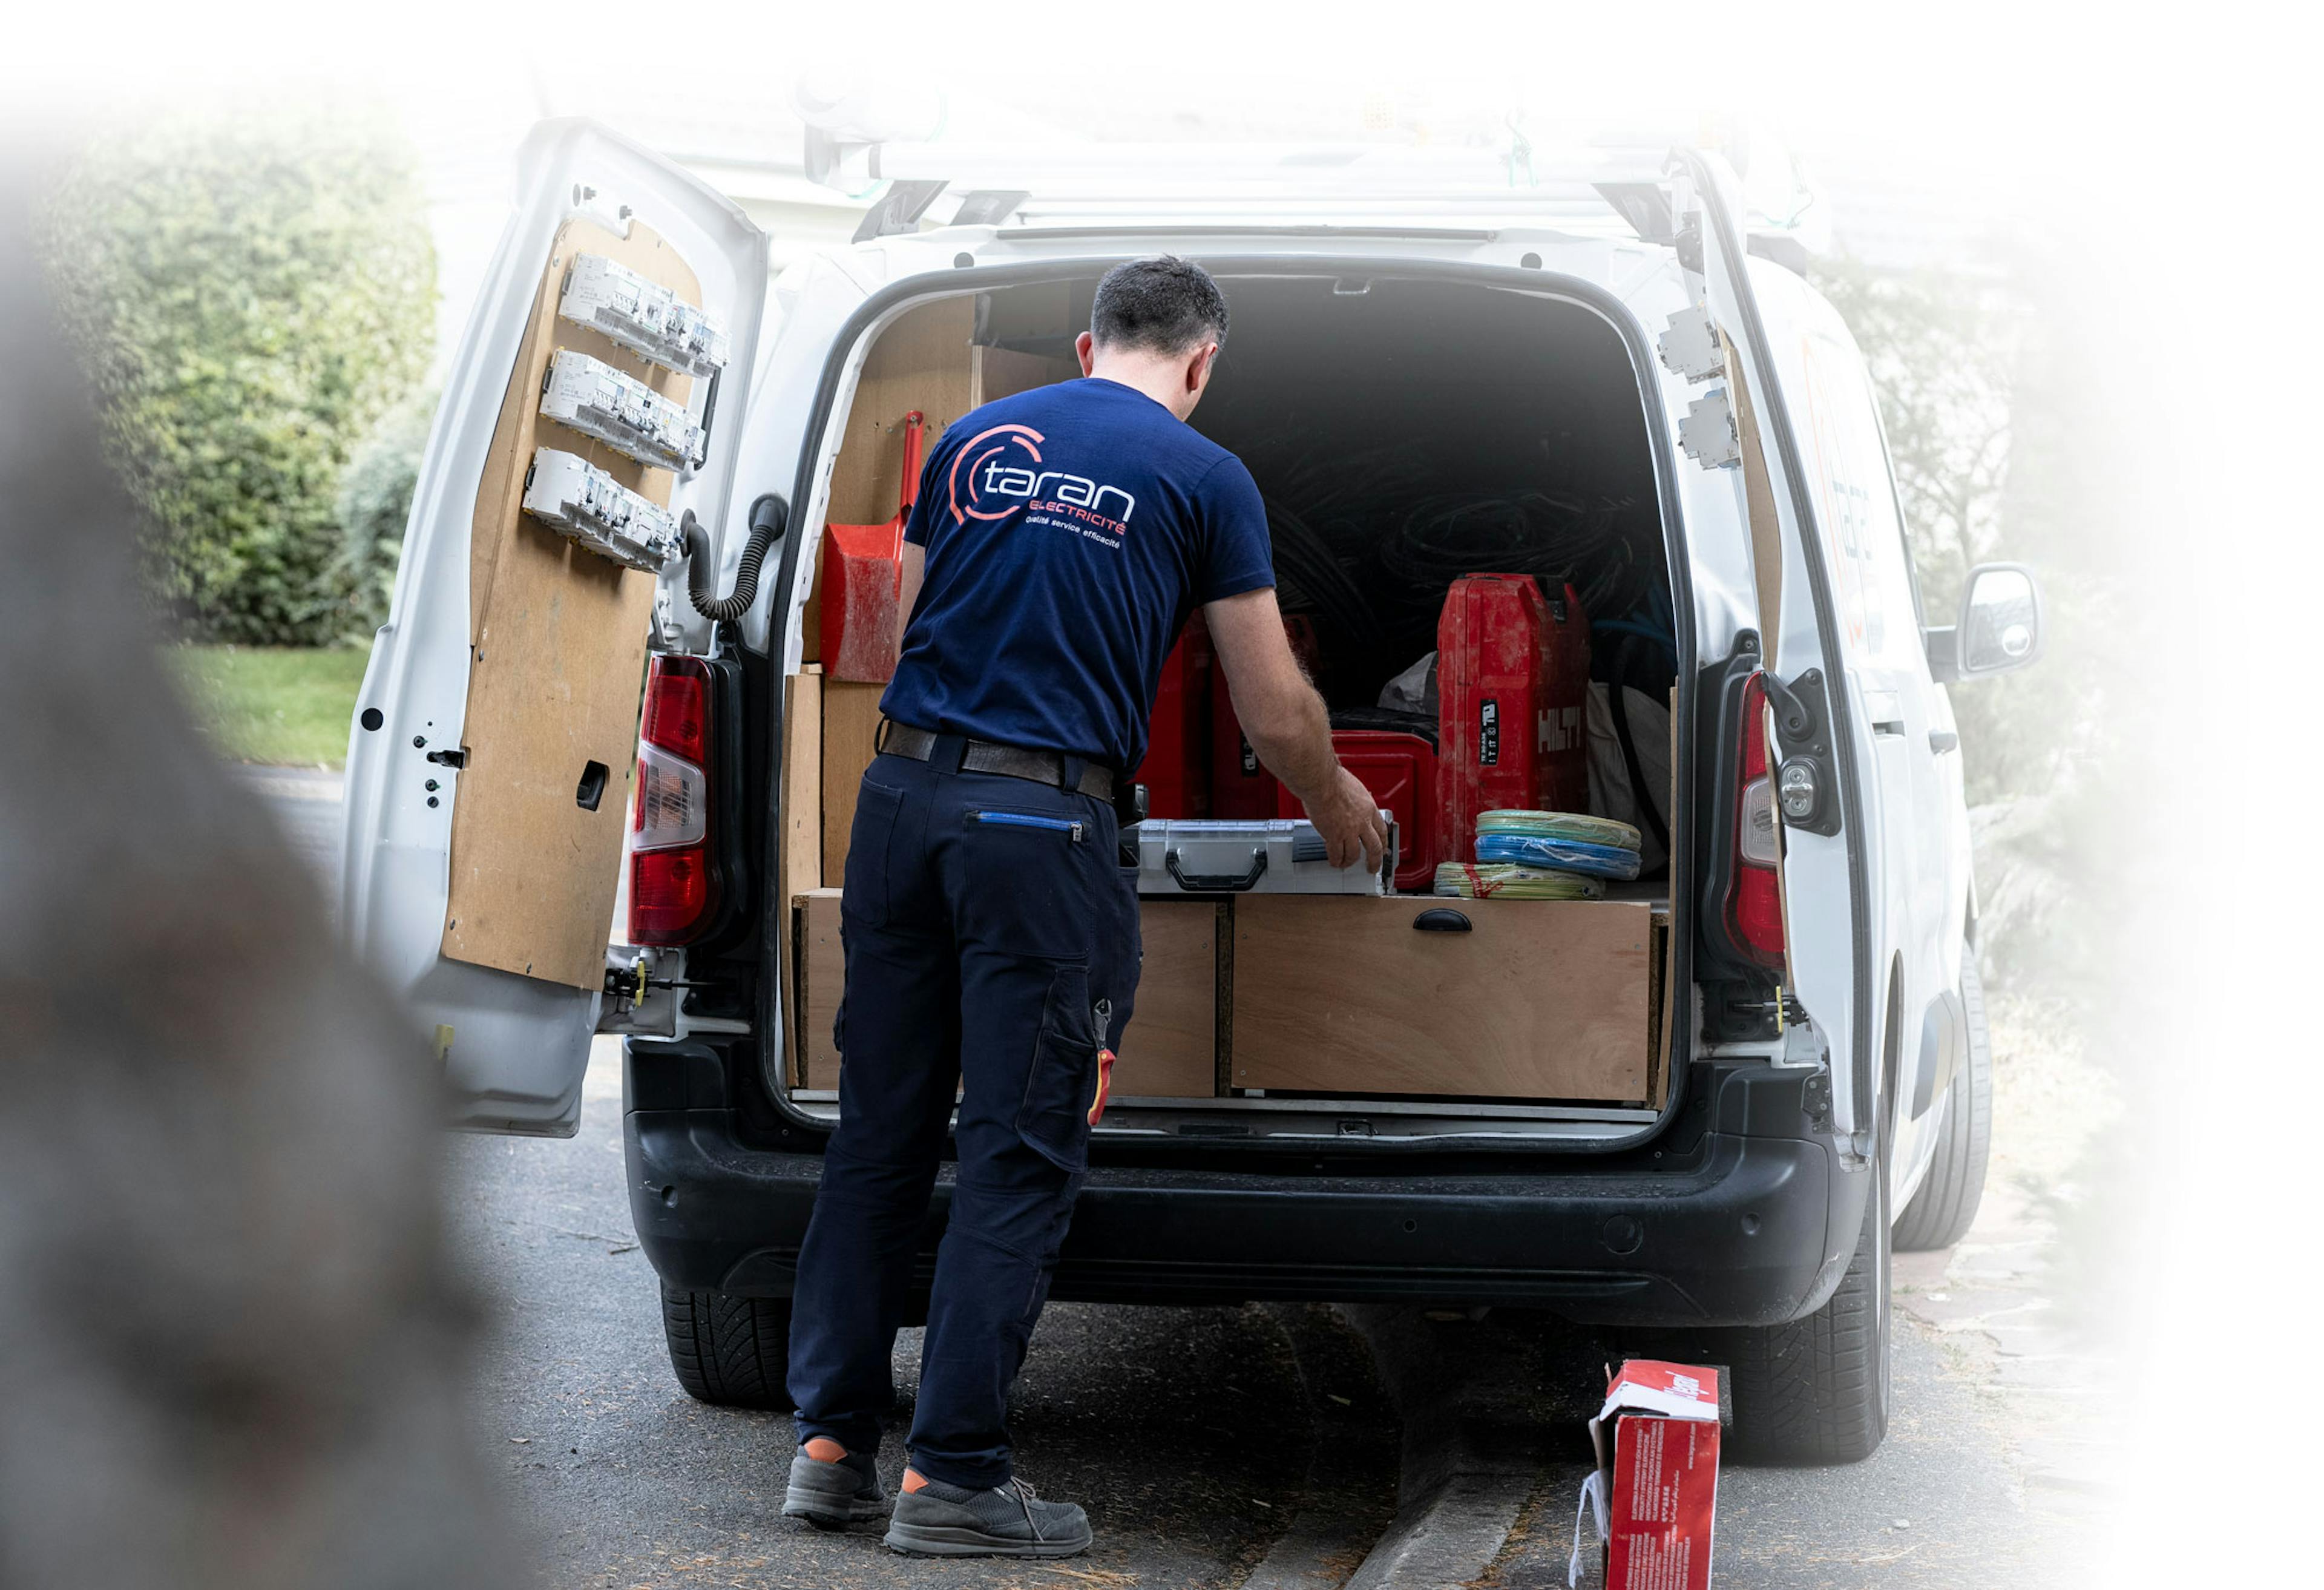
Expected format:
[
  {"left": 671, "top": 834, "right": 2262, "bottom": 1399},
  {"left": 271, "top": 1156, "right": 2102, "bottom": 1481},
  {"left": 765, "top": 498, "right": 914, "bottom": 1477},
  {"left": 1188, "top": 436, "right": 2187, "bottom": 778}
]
[
  {"left": 781, "top": 1444, "right": 888, "bottom": 1530},
  {"left": 884, "top": 1474, "right": 1093, "bottom": 1558}
]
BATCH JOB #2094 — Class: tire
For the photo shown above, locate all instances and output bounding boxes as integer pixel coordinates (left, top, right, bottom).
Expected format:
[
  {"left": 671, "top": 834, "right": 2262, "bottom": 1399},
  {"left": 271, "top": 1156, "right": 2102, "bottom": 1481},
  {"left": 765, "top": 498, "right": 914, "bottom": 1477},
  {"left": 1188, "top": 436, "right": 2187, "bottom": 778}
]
[
  {"left": 1716, "top": 1157, "right": 1891, "bottom": 1464},
  {"left": 660, "top": 1285, "right": 795, "bottom": 1410},
  {"left": 1893, "top": 951, "right": 1993, "bottom": 1252}
]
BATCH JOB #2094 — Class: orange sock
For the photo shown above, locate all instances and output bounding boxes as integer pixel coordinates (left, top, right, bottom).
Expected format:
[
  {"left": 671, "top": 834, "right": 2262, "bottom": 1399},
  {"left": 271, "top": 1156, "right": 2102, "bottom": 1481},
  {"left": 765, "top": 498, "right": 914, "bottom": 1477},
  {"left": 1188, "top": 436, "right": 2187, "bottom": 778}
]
[
  {"left": 803, "top": 1437, "right": 849, "bottom": 1464},
  {"left": 902, "top": 1468, "right": 930, "bottom": 1493}
]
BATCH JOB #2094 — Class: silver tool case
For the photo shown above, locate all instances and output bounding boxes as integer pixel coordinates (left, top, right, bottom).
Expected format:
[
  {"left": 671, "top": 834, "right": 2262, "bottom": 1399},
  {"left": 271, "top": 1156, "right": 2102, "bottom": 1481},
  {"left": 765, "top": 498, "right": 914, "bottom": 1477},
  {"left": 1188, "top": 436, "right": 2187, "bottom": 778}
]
[{"left": 1134, "top": 815, "right": 1396, "bottom": 896}]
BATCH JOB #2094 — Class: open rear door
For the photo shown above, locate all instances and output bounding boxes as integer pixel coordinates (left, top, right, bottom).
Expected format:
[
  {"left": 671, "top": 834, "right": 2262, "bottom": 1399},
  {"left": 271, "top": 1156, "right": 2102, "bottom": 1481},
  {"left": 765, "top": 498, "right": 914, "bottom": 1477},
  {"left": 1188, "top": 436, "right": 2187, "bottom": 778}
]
[
  {"left": 1677, "top": 149, "right": 1879, "bottom": 1158},
  {"left": 340, "top": 121, "right": 766, "bottom": 1135}
]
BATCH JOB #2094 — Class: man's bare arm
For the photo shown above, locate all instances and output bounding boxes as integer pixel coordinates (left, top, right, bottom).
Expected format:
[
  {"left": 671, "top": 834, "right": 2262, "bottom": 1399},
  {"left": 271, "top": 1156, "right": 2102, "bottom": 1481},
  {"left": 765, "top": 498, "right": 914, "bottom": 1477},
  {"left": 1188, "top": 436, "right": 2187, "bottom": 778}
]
[{"left": 1204, "top": 586, "right": 1387, "bottom": 870}]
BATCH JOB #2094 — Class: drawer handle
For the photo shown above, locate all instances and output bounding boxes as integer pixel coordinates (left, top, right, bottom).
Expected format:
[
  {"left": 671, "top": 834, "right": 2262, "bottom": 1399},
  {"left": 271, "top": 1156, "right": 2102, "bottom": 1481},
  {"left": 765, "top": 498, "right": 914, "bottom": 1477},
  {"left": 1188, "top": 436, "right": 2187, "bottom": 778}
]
[
  {"left": 1165, "top": 846, "right": 1269, "bottom": 893},
  {"left": 1412, "top": 908, "right": 1472, "bottom": 933}
]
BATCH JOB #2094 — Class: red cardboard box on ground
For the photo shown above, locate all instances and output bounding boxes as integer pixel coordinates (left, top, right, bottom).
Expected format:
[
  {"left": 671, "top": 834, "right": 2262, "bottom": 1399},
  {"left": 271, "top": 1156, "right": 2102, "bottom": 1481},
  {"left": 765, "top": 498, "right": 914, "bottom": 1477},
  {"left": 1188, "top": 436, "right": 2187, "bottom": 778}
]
[{"left": 1571, "top": 1360, "right": 1722, "bottom": 1589}]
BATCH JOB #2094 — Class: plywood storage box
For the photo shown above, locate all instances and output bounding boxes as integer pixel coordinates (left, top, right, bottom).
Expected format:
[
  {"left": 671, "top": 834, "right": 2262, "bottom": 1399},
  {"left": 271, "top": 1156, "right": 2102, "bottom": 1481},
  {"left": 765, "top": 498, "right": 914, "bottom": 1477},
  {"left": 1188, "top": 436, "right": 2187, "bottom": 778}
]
[
  {"left": 1230, "top": 896, "right": 1657, "bottom": 1104},
  {"left": 791, "top": 890, "right": 1220, "bottom": 1100},
  {"left": 1113, "top": 901, "right": 1219, "bottom": 1100}
]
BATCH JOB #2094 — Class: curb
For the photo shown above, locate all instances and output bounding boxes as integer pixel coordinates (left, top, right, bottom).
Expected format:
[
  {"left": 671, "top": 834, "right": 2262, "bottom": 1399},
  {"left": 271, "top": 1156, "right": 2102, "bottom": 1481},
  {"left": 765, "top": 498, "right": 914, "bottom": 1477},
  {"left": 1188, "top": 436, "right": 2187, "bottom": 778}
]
[
  {"left": 1344, "top": 1469, "right": 1535, "bottom": 1590},
  {"left": 1238, "top": 1304, "right": 1402, "bottom": 1590}
]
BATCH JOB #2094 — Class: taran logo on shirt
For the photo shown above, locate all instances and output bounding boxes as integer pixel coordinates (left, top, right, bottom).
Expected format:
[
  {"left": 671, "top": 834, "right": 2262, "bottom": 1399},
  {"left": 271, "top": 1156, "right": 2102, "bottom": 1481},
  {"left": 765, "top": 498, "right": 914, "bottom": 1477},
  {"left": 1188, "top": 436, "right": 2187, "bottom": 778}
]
[{"left": 948, "top": 422, "right": 1137, "bottom": 533}]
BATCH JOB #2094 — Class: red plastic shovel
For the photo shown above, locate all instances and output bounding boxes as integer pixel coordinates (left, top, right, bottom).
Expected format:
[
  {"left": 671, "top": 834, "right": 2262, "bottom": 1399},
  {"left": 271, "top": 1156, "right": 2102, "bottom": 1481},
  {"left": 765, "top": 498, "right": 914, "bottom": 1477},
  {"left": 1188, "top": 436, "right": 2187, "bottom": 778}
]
[{"left": 819, "top": 409, "right": 925, "bottom": 682}]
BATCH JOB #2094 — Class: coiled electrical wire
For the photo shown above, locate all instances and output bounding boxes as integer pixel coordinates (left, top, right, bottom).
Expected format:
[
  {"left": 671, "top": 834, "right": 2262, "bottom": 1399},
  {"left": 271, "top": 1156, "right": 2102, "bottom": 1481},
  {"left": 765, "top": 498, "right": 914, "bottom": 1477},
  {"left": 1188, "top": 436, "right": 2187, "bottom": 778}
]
[
  {"left": 1474, "top": 833, "right": 1643, "bottom": 881},
  {"left": 1433, "top": 862, "right": 1607, "bottom": 901},
  {"left": 1477, "top": 810, "right": 1643, "bottom": 850}
]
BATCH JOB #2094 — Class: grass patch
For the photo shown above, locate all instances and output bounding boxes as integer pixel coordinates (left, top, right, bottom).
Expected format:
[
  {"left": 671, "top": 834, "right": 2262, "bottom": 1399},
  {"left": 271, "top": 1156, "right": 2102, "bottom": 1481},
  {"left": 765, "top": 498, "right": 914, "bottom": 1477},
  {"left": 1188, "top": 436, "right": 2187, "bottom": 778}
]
[{"left": 168, "top": 643, "right": 372, "bottom": 768}]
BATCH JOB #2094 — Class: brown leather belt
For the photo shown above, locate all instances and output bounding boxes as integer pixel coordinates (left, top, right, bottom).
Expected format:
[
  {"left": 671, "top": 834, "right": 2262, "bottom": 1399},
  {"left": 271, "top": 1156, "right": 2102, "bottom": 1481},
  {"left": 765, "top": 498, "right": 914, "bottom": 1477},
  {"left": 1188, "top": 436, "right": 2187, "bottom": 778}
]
[{"left": 878, "top": 721, "right": 1115, "bottom": 801}]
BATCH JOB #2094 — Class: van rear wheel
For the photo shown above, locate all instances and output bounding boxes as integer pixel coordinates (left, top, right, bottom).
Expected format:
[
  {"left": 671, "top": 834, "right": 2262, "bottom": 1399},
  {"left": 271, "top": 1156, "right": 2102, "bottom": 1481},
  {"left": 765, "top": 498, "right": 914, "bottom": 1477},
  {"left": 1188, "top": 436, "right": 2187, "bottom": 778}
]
[
  {"left": 1716, "top": 1162, "right": 1891, "bottom": 1464},
  {"left": 1893, "top": 952, "right": 1993, "bottom": 1252},
  {"left": 660, "top": 1285, "right": 794, "bottom": 1410}
]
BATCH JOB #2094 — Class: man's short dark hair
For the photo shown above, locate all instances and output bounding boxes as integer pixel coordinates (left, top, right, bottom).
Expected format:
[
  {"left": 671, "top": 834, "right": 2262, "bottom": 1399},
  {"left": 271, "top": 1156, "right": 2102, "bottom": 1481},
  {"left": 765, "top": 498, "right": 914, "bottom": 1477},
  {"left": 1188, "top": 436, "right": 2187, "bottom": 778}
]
[{"left": 1091, "top": 255, "right": 1229, "bottom": 356}]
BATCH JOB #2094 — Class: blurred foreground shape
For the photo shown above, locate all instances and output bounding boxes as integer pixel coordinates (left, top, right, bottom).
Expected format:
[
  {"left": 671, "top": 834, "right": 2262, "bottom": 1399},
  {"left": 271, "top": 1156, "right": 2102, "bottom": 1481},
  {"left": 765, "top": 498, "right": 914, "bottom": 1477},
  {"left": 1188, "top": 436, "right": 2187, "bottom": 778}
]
[{"left": 0, "top": 172, "right": 504, "bottom": 1590}]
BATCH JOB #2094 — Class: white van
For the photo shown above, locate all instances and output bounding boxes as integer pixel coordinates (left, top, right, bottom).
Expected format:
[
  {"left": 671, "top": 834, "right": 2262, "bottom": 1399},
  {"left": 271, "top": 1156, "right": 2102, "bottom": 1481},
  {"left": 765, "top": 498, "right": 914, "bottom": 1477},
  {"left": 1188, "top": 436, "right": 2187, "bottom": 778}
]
[{"left": 343, "top": 119, "right": 2043, "bottom": 1464}]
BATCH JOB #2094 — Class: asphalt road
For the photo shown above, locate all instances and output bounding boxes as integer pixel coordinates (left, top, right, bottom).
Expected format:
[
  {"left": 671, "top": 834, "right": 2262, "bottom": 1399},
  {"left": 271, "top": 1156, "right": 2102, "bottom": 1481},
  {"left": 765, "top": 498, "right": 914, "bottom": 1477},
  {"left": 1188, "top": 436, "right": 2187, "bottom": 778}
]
[{"left": 280, "top": 774, "right": 2100, "bottom": 1588}]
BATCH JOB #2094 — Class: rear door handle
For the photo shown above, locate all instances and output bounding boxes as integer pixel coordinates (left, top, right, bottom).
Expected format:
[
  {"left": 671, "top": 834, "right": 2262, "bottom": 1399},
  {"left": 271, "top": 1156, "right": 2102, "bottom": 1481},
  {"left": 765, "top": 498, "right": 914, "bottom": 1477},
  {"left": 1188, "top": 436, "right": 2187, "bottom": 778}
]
[{"left": 1929, "top": 729, "right": 1959, "bottom": 754}]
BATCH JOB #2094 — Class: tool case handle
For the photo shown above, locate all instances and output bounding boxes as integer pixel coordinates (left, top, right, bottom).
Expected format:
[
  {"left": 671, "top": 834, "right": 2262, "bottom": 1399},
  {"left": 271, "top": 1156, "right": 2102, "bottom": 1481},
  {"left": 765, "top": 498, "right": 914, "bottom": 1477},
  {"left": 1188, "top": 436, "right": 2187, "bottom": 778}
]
[{"left": 1164, "top": 847, "right": 1269, "bottom": 893}]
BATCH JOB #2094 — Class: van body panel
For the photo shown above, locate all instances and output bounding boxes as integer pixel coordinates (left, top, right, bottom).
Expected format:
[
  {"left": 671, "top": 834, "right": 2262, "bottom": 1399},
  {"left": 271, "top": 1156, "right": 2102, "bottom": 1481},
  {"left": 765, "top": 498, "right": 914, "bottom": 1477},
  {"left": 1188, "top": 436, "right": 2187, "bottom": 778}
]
[
  {"left": 340, "top": 120, "right": 767, "bottom": 1134},
  {"left": 1682, "top": 151, "right": 1877, "bottom": 1150},
  {"left": 1738, "top": 257, "right": 1966, "bottom": 1196}
]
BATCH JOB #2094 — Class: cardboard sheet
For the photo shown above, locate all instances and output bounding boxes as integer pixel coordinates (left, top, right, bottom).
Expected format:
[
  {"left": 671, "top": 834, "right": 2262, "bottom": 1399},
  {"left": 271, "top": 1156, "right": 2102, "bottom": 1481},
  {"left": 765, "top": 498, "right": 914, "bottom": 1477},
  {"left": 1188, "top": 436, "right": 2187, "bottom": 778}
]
[
  {"left": 783, "top": 668, "right": 824, "bottom": 896},
  {"left": 803, "top": 295, "right": 977, "bottom": 662},
  {"left": 971, "top": 344, "right": 1079, "bottom": 405},
  {"left": 442, "top": 218, "right": 697, "bottom": 988},
  {"left": 820, "top": 680, "right": 887, "bottom": 887},
  {"left": 793, "top": 889, "right": 845, "bottom": 1089}
]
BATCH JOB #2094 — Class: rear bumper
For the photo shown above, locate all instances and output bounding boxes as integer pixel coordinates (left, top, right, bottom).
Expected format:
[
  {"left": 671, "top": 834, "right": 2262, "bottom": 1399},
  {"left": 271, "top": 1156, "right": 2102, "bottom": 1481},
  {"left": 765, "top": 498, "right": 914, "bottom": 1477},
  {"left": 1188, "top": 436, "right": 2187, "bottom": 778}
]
[{"left": 625, "top": 1048, "right": 1866, "bottom": 1329}]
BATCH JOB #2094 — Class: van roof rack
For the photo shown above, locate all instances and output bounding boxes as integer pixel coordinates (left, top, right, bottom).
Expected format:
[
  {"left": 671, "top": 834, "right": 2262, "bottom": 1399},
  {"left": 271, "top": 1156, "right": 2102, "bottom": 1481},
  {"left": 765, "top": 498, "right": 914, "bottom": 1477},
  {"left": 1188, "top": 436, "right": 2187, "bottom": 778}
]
[{"left": 795, "top": 100, "right": 1828, "bottom": 253}]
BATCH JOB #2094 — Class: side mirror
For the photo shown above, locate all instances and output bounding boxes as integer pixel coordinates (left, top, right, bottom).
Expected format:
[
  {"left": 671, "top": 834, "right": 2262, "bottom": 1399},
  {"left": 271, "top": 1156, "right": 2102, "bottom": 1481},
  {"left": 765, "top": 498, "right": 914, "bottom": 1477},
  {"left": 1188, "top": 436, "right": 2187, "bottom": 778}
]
[{"left": 1926, "top": 562, "right": 2043, "bottom": 683}]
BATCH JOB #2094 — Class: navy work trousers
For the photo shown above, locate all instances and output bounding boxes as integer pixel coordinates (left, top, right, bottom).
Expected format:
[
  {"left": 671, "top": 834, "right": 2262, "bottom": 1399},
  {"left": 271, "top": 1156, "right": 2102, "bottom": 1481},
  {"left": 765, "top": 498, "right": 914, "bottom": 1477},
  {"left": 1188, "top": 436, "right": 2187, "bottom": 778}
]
[{"left": 787, "top": 742, "right": 1140, "bottom": 1490}]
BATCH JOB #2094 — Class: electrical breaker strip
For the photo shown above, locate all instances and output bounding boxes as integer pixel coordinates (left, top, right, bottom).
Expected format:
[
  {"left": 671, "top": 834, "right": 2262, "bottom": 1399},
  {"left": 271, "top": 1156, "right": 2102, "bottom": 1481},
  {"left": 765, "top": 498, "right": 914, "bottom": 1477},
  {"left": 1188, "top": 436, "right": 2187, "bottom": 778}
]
[
  {"left": 539, "top": 349, "right": 704, "bottom": 472},
  {"left": 520, "top": 446, "right": 682, "bottom": 571},
  {"left": 557, "top": 253, "right": 729, "bottom": 378}
]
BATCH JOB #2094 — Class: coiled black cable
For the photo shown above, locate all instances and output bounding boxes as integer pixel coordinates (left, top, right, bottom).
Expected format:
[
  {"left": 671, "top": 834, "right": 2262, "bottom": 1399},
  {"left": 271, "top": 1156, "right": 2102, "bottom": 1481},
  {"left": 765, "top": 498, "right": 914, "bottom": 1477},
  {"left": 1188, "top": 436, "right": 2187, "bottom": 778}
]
[{"left": 682, "top": 494, "right": 787, "bottom": 623}]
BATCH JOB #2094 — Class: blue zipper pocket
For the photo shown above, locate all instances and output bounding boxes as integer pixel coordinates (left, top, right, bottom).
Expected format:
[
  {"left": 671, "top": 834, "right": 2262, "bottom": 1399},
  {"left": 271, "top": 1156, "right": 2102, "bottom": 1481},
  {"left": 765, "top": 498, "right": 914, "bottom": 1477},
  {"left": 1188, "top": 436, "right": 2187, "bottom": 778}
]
[{"left": 971, "top": 809, "right": 1086, "bottom": 843}]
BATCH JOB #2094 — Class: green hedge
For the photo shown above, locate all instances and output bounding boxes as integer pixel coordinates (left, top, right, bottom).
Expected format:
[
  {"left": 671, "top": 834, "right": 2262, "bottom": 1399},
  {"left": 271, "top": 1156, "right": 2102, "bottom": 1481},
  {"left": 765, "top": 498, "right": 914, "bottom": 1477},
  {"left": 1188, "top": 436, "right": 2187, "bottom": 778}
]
[{"left": 41, "top": 107, "right": 436, "bottom": 645}]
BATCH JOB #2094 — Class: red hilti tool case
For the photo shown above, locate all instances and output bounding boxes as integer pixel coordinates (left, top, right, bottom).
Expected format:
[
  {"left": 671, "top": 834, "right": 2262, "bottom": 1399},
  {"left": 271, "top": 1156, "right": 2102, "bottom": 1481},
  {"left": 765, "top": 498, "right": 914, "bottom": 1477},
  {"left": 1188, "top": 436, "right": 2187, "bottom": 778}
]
[{"left": 1435, "top": 574, "right": 1590, "bottom": 863}]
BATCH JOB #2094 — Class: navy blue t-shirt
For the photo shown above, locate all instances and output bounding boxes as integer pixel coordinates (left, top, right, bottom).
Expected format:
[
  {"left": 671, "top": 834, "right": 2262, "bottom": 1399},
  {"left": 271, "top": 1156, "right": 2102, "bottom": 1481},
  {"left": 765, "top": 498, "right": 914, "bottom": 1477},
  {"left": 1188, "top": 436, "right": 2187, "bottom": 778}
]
[{"left": 878, "top": 377, "right": 1275, "bottom": 772}]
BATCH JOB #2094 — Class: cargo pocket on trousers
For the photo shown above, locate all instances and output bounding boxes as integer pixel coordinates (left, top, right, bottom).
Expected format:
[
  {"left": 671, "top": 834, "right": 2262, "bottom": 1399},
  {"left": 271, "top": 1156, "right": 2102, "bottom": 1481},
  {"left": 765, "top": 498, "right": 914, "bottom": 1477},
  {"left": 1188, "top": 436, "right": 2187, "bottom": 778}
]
[{"left": 1016, "top": 962, "right": 1100, "bottom": 1174}]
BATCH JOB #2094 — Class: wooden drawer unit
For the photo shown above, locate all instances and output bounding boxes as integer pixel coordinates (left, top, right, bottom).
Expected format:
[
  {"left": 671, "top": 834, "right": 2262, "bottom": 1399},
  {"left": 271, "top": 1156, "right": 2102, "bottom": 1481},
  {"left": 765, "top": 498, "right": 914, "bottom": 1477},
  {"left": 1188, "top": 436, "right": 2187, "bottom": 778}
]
[
  {"left": 1115, "top": 900, "right": 1219, "bottom": 1100},
  {"left": 1230, "top": 896, "right": 1656, "bottom": 1103},
  {"left": 790, "top": 891, "right": 1219, "bottom": 1101}
]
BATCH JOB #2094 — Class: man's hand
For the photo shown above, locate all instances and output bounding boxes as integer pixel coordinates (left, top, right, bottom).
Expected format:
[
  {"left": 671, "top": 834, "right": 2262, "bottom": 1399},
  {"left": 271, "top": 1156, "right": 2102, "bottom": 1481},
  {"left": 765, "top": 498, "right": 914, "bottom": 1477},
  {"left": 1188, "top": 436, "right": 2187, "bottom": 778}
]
[{"left": 1310, "top": 764, "right": 1389, "bottom": 873}]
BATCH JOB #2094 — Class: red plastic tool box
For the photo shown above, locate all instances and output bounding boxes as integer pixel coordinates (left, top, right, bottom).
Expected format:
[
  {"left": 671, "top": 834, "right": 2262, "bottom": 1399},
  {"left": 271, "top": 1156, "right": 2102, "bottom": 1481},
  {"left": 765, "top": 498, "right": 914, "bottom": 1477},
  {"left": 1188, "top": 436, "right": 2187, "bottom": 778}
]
[
  {"left": 1276, "top": 730, "right": 1438, "bottom": 892},
  {"left": 1211, "top": 614, "right": 1319, "bottom": 818},
  {"left": 1137, "top": 613, "right": 1212, "bottom": 820},
  {"left": 819, "top": 410, "right": 925, "bottom": 682},
  {"left": 1435, "top": 574, "right": 1590, "bottom": 864}
]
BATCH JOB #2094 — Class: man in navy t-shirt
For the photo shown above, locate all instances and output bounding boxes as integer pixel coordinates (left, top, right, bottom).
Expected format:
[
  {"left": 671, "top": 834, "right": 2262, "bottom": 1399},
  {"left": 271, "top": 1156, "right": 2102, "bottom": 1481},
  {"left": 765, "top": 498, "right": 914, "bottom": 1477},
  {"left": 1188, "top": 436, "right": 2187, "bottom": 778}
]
[{"left": 785, "top": 258, "right": 1384, "bottom": 1558}]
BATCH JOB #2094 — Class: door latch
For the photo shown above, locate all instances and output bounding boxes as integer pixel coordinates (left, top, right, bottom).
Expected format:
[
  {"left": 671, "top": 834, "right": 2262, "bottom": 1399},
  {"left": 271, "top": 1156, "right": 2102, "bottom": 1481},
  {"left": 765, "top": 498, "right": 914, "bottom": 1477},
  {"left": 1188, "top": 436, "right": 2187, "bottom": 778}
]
[{"left": 1759, "top": 668, "right": 1841, "bottom": 837}]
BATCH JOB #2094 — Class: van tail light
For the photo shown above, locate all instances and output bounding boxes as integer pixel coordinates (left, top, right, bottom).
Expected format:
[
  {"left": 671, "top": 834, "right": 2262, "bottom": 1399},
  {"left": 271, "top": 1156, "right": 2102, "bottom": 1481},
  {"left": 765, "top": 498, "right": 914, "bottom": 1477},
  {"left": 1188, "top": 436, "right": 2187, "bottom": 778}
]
[
  {"left": 629, "top": 655, "right": 718, "bottom": 945},
  {"left": 1727, "top": 671, "right": 1786, "bottom": 969}
]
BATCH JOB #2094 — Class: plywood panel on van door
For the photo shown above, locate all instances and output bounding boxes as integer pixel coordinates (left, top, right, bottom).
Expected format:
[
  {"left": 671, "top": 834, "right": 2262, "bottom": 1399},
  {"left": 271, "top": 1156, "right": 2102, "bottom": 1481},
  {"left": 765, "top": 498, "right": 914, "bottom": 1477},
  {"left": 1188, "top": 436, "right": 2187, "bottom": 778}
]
[{"left": 442, "top": 217, "right": 695, "bottom": 988}]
